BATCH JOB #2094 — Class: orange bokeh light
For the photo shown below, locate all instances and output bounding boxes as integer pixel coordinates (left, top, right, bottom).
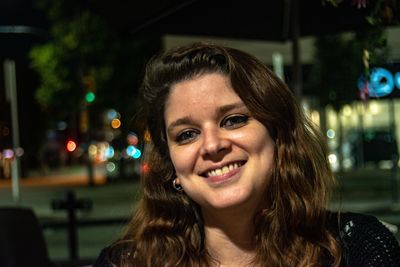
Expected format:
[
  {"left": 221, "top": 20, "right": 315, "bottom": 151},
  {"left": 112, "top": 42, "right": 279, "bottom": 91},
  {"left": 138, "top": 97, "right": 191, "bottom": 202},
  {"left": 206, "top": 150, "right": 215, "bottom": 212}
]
[
  {"left": 111, "top": 118, "right": 121, "bottom": 129},
  {"left": 66, "top": 140, "right": 77, "bottom": 152}
]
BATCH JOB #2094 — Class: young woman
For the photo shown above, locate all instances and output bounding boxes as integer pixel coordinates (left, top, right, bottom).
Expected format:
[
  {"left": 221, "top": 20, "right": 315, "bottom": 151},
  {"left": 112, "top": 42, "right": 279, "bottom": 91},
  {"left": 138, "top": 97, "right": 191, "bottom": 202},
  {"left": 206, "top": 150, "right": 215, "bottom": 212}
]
[{"left": 94, "top": 43, "right": 400, "bottom": 266}]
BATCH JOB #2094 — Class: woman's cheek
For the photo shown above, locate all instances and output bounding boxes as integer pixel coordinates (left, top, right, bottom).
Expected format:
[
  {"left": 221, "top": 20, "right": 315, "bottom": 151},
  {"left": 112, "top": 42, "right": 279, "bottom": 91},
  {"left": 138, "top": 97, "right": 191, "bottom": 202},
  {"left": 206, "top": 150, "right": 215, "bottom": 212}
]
[{"left": 170, "top": 145, "right": 199, "bottom": 177}]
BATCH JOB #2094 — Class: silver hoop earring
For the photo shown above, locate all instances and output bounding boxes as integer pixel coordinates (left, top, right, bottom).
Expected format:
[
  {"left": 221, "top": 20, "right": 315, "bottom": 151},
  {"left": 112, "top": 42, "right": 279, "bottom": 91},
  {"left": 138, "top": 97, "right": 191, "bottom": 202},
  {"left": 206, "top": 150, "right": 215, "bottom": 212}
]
[{"left": 172, "top": 179, "right": 183, "bottom": 192}]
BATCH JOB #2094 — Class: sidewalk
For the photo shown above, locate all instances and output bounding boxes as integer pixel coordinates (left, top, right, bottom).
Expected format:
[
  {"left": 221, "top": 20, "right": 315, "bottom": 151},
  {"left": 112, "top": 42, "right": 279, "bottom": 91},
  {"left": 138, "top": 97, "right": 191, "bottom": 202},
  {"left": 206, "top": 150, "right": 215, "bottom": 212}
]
[
  {"left": 0, "top": 165, "right": 138, "bottom": 263},
  {"left": 0, "top": 165, "right": 107, "bottom": 188},
  {"left": 1, "top": 166, "right": 400, "bottom": 263}
]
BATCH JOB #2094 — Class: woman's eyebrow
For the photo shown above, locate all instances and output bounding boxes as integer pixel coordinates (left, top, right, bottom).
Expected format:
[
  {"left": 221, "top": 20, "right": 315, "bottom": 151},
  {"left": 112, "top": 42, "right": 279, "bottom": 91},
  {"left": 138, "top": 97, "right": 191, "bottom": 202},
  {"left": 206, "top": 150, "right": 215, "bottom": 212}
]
[
  {"left": 167, "top": 117, "right": 193, "bottom": 135},
  {"left": 216, "top": 102, "right": 246, "bottom": 115},
  {"left": 166, "top": 102, "right": 246, "bottom": 134}
]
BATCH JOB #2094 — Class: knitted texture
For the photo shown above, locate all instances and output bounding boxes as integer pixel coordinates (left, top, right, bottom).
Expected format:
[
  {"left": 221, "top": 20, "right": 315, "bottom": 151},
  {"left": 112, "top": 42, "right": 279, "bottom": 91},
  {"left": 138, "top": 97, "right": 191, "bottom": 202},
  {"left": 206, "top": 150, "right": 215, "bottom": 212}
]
[{"left": 339, "top": 212, "right": 400, "bottom": 267}]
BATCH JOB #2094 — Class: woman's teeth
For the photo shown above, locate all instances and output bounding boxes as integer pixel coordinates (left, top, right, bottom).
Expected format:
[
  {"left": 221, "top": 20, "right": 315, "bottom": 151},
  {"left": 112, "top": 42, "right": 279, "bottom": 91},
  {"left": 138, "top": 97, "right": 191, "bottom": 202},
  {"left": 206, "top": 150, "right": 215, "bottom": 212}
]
[{"left": 206, "top": 163, "right": 241, "bottom": 177}]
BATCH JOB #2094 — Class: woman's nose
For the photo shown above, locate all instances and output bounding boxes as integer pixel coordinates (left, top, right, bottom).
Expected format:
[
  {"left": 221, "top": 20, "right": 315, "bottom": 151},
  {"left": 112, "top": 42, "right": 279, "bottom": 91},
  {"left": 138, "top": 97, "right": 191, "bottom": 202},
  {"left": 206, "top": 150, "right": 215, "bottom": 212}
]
[{"left": 200, "top": 128, "right": 231, "bottom": 157}]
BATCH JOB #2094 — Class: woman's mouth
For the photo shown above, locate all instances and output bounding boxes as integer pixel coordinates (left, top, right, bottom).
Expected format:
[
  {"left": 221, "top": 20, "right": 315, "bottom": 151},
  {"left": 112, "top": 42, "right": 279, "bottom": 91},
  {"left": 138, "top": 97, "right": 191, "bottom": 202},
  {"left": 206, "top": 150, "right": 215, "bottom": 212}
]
[
  {"left": 201, "top": 161, "right": 246, "bottom": 182},
  {"left": 206, "top": 162, "right": 240, "bottom": 177}
]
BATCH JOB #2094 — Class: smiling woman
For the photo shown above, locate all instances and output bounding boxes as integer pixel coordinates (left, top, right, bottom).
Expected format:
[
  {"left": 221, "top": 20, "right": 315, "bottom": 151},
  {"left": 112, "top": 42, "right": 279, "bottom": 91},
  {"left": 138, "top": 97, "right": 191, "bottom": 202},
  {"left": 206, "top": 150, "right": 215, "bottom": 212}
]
[{"left": 93, "top": 43, "right": 400, "bottom": 267}]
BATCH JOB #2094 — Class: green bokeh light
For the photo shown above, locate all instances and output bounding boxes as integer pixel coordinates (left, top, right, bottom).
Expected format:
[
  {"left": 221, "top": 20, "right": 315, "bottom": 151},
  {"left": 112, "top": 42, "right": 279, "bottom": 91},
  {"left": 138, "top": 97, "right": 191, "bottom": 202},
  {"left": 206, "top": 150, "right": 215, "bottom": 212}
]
[{"left": 85, "top": 92, "right": 95, "bottom": 103}]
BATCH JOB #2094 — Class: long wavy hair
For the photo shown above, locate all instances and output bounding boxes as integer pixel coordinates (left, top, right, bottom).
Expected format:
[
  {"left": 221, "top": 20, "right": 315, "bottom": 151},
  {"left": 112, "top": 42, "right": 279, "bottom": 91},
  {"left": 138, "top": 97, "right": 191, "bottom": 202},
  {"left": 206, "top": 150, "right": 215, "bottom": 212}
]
[{"left": 110, "top": 43, "right": 341, "bottom": 267}]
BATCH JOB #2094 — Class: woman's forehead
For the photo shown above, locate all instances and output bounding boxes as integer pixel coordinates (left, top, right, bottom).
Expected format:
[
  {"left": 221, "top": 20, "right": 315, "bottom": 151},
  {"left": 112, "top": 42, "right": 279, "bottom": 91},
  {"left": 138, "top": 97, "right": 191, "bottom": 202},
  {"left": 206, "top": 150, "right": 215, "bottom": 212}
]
[
  {"left": 167, "top": 73, "right": 238, "bottom": 105},
  {"left": 163, "top": 74, "right": 246, "bottom": 124}
]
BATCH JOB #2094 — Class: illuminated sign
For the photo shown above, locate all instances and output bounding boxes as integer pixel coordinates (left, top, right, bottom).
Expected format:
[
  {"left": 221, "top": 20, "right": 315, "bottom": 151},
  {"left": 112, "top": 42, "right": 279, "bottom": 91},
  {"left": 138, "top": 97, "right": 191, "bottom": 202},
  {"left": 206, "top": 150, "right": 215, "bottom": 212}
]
[{"left": 358, "top": 67, "right": 400, "bottom": 98}]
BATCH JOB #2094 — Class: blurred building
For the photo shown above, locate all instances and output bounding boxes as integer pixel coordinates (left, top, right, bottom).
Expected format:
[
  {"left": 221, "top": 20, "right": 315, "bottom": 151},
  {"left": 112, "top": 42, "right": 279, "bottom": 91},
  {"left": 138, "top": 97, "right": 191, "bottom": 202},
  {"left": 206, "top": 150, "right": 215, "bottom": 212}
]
[{"left": 164, "top": 27, "right": 400, "bottom": 171}]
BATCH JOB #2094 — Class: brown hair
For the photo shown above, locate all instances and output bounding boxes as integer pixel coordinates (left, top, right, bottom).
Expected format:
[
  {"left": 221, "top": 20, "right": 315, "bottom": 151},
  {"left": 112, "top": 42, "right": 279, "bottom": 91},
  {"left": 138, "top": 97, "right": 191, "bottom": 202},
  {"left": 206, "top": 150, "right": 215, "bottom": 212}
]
[{"left": 111, "top": 42, "right": 341, "bottom": 266}]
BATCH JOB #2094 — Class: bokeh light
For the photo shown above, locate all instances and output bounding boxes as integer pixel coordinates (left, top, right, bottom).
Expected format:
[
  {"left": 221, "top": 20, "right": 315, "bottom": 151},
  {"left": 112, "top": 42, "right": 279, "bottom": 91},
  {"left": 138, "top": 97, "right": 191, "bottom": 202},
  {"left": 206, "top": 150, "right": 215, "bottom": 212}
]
[
  {"left": 57, "top": 121, "right": 67, "bottom": 131},
  {"left": 133, "top": 149, "right": 141, "bottom": 159},
  {"left": 66, "top": 140, "right": 77, "bottom": 152},
  {"left": 144, "top": 130, "right": 151, "bottom": 142},
  {"left": 141, "top": 163, "right": 150, "bottom": 174},
  {"left": 327, "top": 129, "right": 335, "bottom": 139},
  {"left": 106, "top": 162, "right": 116, "bottom": 172},
  {"left": 111, "top": 118, "right": 121, "bottom": 129},
  {"left": 126, "top": 145, "right": 141, "bottom": 159},
  {"left": 127, "top": 132, "right": 138, "bottom": 146},
  {"left": 85, "top": 92, "right": 96, "bottom": 103},
  {"left": 15, "top": 147, "right": 24, "bottom": 157},
  {"left": 105, "top": 146, "right": 115, "bottom": 159},
  {"left": 107, "top": 109, "right": 118, "bottom": 120},
  {"left": 328, "top": 154, "right": 337, "bottom": 164},
  {"left": 3, "top": 149, "right": 14, "bottom": 159}
]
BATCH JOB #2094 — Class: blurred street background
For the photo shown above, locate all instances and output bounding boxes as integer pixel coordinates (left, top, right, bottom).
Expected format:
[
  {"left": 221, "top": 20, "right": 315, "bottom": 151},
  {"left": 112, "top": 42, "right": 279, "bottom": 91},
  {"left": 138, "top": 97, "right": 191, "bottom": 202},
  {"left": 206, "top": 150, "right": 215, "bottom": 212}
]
[{"left": 1, "top": 0, "right": 400, "bottom": 266}]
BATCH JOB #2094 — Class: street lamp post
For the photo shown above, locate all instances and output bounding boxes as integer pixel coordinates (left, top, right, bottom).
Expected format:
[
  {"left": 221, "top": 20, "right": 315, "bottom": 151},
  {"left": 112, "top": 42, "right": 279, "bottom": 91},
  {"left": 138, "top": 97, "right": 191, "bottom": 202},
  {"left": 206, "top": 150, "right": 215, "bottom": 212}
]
[
  {"left": 1, "top": 25, "right": 47, "bottom": 203},
  {"left": 3, "top": 59, "right": 21, "bottom": 203}
]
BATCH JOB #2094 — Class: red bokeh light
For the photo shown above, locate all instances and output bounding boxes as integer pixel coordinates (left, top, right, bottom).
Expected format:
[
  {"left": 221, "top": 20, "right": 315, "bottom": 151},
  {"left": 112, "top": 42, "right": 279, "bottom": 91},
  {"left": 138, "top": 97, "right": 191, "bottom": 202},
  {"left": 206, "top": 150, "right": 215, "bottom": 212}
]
[{"left": 66, "top": 140, "right": 77, "bottom": 152}]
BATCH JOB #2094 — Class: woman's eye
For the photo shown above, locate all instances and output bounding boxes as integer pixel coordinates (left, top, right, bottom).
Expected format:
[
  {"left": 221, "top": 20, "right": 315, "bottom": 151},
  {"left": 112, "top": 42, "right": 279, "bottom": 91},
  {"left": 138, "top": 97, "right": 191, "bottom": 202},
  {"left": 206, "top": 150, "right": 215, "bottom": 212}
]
[
  {"left": 176, "top": 130, "right": 198, "bottom": 143},
  {"left": 221, "top": 115, "right": 249, "bottom": 129}
]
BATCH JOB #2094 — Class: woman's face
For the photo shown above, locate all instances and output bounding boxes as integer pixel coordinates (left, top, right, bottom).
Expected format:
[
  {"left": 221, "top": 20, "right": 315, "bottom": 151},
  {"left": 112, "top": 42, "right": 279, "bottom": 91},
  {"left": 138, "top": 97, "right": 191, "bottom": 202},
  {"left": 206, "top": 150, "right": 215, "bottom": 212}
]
[{"left": 164, "top": 73, "right": 275, "bottom": 214}]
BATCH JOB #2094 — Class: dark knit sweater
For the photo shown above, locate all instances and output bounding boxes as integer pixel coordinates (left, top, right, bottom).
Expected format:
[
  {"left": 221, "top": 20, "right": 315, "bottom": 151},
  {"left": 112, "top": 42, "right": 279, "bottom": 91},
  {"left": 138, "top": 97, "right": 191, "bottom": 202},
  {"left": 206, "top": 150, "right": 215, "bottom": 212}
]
[
  {"left": 93, "top": 212, "right": 400, "bottom": 266},
  {"left": 337, "top": 212, "right": 400, "bottom": 266}
]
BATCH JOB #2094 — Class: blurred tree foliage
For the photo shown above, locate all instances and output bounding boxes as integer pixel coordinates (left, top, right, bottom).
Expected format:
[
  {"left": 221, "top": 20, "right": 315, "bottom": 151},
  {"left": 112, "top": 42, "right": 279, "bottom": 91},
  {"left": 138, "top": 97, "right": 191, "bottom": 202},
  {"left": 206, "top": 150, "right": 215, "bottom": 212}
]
[
  {"left": 29, "top": 0, "right": 161, "bottom": 130},
  {"left": 305, "top": 27, "right": 388, "bottom": 110},
  {"left": 309, "top": 0, "right": 399, "bottom": 110},
  {"left": 326, "top": 0, "right": 400, "bottom": 26}
]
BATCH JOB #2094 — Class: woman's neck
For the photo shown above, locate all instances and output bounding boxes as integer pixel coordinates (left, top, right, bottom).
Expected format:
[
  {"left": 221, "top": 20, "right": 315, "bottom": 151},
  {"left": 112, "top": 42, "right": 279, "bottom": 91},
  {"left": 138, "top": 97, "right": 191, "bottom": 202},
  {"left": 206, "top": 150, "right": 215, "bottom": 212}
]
[{"left": 203, "top": 208, "right": 258, "bottom": 267}]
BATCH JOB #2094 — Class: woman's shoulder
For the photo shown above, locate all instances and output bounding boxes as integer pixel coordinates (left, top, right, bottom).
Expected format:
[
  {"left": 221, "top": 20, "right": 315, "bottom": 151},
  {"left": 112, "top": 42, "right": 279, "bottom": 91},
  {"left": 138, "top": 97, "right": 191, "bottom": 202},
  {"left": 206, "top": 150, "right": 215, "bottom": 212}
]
[
  {"left": 328, "top": 211, "right": 400, "bottom": 266},
  {"left": 93, "top": 247, "right": 112, "bottom": 267},
  {"left": 93, "top": 243, "right": 131, "bottom": 267}
]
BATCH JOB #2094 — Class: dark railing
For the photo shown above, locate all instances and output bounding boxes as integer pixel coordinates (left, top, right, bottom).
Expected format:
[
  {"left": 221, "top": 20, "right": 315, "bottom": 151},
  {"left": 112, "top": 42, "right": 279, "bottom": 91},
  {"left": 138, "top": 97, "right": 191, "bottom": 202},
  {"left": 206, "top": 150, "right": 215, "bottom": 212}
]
[{"left": 45, "top": 190, "right": 128, "bottom": 261}]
